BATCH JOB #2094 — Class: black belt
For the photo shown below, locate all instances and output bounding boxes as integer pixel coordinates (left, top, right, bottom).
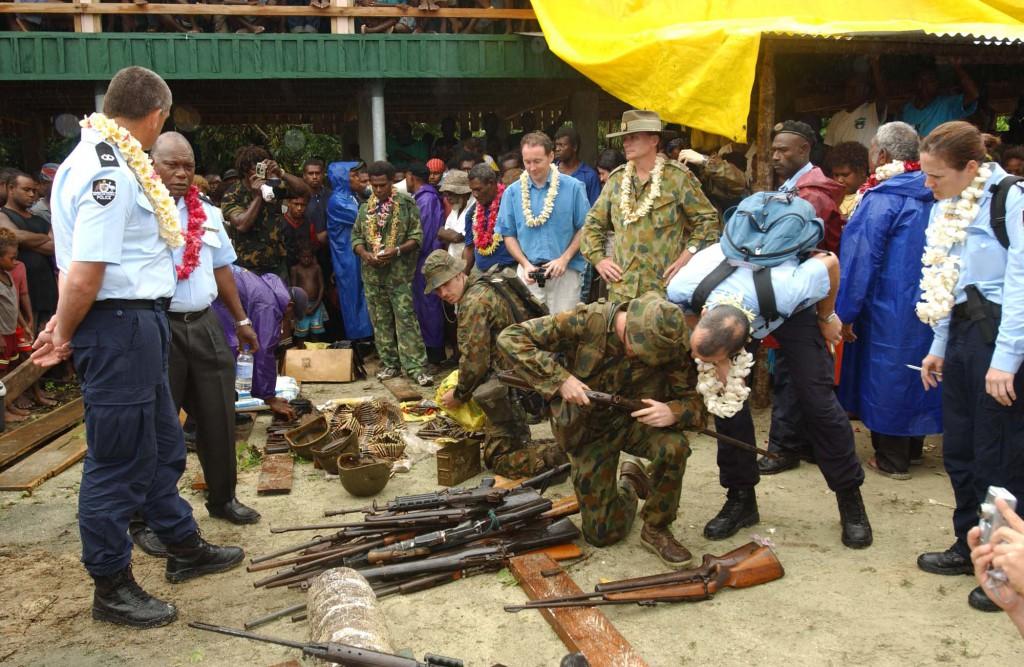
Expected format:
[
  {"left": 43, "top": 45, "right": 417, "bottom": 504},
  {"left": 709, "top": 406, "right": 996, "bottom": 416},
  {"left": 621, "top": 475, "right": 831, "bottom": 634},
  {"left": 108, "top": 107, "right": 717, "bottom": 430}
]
[
  {"left": 166, "top": 307, "right": 210, "bottom": 323},
  {"left": 93, "top": 298, "right": 171, "bottom": 311}
]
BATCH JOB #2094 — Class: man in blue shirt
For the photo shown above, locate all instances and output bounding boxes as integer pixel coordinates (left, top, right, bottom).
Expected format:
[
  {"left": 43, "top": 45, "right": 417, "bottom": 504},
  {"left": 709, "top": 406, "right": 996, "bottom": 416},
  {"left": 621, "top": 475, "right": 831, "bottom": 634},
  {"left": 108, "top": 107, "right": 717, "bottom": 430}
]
[
  {"left": 464, "top": 164, "right": 517, "bottom": 274},
  {"left": 901, "top": 63, "right": 979, "bottom": 137},
  {"left": 554, "top": 126, "right": 602, "bottom": 205},
  {"left": 34, "top": 67, "right": 244, "bottom": 629},
  {"left": 496, "top": 132, "right": 591, "bottom": 315},
  {"left": 668, "top": 244, "right": 872, "bottom": 549}
]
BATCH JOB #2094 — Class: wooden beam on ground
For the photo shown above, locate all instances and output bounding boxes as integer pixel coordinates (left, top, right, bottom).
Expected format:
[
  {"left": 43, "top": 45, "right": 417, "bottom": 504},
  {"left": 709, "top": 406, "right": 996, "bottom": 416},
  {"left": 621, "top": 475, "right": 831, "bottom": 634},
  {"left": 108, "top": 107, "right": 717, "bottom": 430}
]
[
  {"left": 380, "top": 377, "right": 423, "bottom": 403},
  {"left": 0, "top": 361, "right": 47, "bottom": 404},
  {"left": 0, "top": 425, "right": 86, "bottom": 492},
  {"left": 0, "top": 398, "right": 84, "bottom": 470},
  {"left": 257, "top": 454, "right": 293, "bottom": 495},
  {"left": 508, "top": 553, "right": 649, "bottom": 667}
]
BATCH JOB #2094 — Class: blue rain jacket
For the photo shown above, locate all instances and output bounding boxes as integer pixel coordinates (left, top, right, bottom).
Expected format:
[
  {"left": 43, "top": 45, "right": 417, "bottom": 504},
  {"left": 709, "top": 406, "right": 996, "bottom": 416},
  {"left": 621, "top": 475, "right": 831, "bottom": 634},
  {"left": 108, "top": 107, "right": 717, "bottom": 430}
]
[{"left": 326, "top": 162, "right": 373, "bottom": 340}]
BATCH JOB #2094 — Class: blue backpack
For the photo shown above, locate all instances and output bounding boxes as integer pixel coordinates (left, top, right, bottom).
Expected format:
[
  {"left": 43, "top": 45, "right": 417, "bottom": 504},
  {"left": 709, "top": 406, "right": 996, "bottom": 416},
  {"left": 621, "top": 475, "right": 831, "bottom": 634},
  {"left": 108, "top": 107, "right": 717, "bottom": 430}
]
[
  {"left": 692, "top": 191, "right": 824, "bottom": 323},
  {"left": 721, "top": 191, "right": 824, "bottom": 267}
]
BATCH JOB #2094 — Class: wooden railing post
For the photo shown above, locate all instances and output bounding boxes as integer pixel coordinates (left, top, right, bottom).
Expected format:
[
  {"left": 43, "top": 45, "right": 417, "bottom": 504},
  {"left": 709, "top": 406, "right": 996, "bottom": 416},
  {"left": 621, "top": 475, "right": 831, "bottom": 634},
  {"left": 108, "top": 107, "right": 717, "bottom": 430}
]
[
  {"left": 331, "top": 0, "right": 354, "bottom": 34},
  {"left": 75, "top": 0, "right": 102, "bottom": 33}
]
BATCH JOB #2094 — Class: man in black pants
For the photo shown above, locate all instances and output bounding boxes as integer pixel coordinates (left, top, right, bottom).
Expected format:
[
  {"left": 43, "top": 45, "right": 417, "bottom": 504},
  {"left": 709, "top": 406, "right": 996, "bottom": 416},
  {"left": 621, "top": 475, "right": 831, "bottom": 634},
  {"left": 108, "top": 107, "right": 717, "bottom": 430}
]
[
  {"left": 668, "top": 242, "right": 872, "bottom": 548},
  {"left": 131, "top": 133, "right": 262, "bottom": 561}
]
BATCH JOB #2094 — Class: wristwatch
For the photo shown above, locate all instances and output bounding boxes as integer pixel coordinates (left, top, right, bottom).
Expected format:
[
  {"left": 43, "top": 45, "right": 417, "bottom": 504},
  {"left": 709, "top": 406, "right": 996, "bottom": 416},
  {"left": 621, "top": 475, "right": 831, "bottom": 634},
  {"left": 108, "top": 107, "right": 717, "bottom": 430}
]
[
  {"left": 396, "top": 246, "right": 402, "bottom": 257},
  {"left": 818, "top": 312, "right": 838, "bottom": 324},
  {"left": 687, "top": 245, "right": 698, "bottom": 255},
  {"left": 236, "top": 318, "right": 253, "bottom": 328}
]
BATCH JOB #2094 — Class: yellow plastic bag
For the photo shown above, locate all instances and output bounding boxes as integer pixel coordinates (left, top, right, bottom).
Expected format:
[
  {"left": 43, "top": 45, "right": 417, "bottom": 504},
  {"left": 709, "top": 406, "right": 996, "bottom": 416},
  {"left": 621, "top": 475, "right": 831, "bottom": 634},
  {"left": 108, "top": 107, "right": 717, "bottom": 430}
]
[{"left": 435, "top": 370, "right": 488, "bottom": 431}]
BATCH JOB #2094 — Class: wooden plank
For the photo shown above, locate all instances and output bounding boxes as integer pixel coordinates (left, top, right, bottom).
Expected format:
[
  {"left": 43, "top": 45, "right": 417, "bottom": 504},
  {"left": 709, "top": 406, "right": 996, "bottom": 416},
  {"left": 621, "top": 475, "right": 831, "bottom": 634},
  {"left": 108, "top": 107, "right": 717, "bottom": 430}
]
[
  {"left": 0, "top": 425, "right": 87, "bottom": 492},
  {"left": 380, "top": 377, "right": 422, "bottom": 403},
  {"left": 0, "top": 360, "right": 46, "bottom": 404},
  {"left": 257, "top": 454, "right": 293, "bottom": 495},
  {"left": 509, "top": 553, "right": 648, "bottom": 667},
  {"left": 0, "top": 398, "right": 84, "bottom": 469},
  {"left": 0, "top": 3, "right": 536, "bottom": 18}
]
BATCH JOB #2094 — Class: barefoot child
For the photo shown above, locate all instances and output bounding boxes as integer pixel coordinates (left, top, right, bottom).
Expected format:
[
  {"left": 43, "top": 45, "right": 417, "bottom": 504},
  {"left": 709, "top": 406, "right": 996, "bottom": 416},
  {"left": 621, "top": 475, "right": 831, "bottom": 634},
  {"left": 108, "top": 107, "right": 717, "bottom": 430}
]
[
  {"left": 0, "top": 228, "right": 31, "bottom": 423},
  {"left": 290, "top": 244, "right": 326, "bottom": 344}
]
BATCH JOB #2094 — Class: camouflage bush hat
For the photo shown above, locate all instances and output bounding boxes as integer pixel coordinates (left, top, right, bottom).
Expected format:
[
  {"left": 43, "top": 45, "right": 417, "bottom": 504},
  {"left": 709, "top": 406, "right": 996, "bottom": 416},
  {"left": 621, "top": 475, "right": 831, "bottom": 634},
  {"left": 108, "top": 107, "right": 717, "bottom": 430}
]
[
  {"left": 422, "top": 249, "right": 465, "bottom": 294},
  {"left": 624, "top": 291, "right": 691, "bottom": 366}
]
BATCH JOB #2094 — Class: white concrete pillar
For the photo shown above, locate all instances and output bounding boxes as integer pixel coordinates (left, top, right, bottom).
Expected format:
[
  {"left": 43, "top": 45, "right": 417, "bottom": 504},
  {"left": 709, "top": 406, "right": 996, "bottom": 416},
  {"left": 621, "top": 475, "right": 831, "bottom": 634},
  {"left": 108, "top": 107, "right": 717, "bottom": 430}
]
[
  {"left": 370, "top": 80, "right": 386, "bottom": 162},
  {"left": 94, "top": 82, "right": 106, "bottom": 113}
]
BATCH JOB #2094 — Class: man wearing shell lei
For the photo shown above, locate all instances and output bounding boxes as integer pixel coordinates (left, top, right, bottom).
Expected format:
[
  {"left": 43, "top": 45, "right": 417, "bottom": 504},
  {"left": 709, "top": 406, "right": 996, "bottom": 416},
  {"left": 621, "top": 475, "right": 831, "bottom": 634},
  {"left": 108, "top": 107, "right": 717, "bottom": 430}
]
[
  {"left": 669, "top": 243, "right": 874, "bottom": 550},
  {"left": 352, "top": 160, "right": 433, "bottom": 387},
  {"left": 33, "top": 67, "right": 244, "bottom": 629},
  {"left": 913, "top": 121, "right": 1024, "bottom": 614},
  {"left": 581, "top": 109, "right": 720, "bottom": 303}
]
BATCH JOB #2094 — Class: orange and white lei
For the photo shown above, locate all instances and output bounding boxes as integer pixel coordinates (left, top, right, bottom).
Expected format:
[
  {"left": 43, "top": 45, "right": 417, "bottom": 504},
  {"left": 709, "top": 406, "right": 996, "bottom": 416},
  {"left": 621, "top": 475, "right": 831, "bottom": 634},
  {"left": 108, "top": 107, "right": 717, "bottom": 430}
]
[
  {"left": 519, "top": 165, "right": 559, "bottom": 227},
  {"left": 80, "top": 112, "right": 183, "bottom": 248},
  {"left": 916, "top": 164, "right": 992, "bottom": 326},
  {"left": 619, "top": 154, "right": 665, "bottom": 226}
]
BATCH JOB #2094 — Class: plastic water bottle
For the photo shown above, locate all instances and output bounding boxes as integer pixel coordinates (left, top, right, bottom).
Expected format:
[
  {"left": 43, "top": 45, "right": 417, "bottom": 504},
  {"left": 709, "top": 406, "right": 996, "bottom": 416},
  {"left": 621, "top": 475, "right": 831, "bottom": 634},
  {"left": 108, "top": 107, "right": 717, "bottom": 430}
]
[{"left": 235, "top": 350, "right": 254, "bottom": 394}]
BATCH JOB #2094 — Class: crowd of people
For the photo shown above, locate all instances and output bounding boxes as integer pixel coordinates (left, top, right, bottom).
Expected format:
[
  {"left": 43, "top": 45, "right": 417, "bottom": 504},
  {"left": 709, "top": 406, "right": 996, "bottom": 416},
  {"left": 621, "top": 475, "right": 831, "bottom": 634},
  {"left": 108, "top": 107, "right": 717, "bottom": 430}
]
[
  {"left": 4, "top": 0, "right": 536, "bottom": 35},
  {"left": 7, "top": 59, "right": 1024, "bottom": 637}
]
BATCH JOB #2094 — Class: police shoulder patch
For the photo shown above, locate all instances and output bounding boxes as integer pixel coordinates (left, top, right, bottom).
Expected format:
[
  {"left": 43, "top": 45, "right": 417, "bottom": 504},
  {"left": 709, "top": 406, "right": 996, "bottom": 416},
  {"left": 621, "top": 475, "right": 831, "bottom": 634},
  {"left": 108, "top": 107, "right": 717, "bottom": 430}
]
[
  {"left": 95, "top": 142, "right": 118, "bottom": 167},
  {"left": 91, "top": 178, "right": 117, "bottom": 206}
]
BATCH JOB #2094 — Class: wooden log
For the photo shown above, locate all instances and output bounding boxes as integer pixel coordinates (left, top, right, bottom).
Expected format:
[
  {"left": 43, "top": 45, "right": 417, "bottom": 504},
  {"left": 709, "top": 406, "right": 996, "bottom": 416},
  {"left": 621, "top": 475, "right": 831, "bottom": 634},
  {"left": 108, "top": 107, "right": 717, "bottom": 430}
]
[
  {"left": 0, "top": 360, "right": 47, "bottom": 405},
  {"left": 257, "top": 453, "right": 293, "bottom": 495},
  {"left": 0, "top": 398, "right": 84, "bottom": 469},
  {"left": 508, "top": 553, "right": 649, "bottom": 667},
  {"left": 0, "top": 425, "right": 86, "bottom": 492}
]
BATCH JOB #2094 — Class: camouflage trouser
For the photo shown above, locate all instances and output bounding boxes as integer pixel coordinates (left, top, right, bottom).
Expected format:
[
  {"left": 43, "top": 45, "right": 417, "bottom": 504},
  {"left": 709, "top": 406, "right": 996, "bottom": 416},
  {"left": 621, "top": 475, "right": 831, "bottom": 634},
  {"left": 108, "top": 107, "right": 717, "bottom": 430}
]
[
  {"left": 364, "top": 281, "right": 427, "bottom": 376},
  {"left": 473, "top": 378, "right": 564, "bottom": 478},
  {"left": 568, "top": 412, "right": 690, "bottom": 547}
]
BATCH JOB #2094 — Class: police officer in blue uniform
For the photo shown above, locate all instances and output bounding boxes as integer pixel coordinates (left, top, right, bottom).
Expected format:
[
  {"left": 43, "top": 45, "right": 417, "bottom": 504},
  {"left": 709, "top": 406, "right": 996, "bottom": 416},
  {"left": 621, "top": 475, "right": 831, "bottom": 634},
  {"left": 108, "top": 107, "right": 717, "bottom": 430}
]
[
  {"left": 34, "top": 67, "right": 244, "bottom": 629},
  {"left": 914, "top": 121, "right": 1024, "bottom": 613},
  {"left": 668, "top": 241, "right": 872, "bottom": 549},
  {"left": 129, "top": 132, "right": 262, "bottom": 559}
]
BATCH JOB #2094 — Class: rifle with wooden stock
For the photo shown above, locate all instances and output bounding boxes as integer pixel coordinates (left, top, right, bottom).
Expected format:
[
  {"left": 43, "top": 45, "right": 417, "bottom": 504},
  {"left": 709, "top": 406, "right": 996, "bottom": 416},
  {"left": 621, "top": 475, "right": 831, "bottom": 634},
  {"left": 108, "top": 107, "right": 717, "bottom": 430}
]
[
  {"left": 496, "top": 371, "right": 778, "bottom": 459},
  {"left": 504, "top": 542, "right": 784, "bottom": 611}
]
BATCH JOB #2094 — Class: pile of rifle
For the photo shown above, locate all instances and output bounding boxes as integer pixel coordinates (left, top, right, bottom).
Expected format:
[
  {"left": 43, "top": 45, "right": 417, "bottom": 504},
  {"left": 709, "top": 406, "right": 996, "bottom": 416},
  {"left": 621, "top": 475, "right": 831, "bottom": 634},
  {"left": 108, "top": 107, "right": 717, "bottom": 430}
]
[{"left": 245, "top": 463, "right": 579, "bottom": 628}]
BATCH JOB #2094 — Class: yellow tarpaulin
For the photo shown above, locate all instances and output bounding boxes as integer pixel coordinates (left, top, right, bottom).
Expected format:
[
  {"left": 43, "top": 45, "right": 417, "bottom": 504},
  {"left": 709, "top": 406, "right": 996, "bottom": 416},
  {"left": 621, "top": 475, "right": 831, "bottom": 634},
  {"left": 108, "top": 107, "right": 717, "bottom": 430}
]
[{"left": 531, "top": 1, "right": 1024, "bottom": 141}]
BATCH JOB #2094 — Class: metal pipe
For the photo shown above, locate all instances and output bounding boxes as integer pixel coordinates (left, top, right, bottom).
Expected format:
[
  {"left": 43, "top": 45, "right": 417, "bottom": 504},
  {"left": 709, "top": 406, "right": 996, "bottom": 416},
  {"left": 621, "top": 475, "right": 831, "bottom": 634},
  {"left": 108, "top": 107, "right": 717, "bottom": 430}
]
[{"left": 370, "top": 79, "right": 386, "bottom": 162}]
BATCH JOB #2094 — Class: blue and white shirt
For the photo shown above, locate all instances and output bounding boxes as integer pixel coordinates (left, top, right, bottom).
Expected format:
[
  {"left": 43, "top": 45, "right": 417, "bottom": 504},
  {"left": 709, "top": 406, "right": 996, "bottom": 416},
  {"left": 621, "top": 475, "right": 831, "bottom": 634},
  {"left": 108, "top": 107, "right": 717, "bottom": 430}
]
[{"left": 169, "top": 197, "right": 237, "bottom": 313}]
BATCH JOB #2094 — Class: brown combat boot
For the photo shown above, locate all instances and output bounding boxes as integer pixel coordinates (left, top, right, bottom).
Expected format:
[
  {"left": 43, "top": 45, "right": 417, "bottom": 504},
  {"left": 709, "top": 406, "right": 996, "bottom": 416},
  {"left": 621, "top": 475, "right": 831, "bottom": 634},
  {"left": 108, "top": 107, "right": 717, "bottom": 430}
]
[
  {"left": 619, "top": 460, "right": 651, "bottom": 500},
  {"left": 640, "top": 524, "right": 693, "bottom": 569}
]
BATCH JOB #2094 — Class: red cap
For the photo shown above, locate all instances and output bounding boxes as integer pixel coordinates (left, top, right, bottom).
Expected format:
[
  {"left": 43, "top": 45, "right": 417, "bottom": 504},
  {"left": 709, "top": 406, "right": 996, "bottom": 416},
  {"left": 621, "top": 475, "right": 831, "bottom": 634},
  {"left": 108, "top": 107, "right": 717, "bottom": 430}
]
[{"left": 426, "top": 158, "right": 446, "bottom": 173}]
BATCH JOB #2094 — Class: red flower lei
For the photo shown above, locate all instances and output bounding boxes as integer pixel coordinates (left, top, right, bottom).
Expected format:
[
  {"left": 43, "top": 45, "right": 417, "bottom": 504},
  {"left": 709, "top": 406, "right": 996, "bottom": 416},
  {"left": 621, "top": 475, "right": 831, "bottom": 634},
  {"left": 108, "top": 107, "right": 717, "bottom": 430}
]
[
  {"left": 175, "top": 185, "right": 207, "bottom": 280},
  {"left": 857, "top": 160, "right": 921, "bottom": 194},
  {"left": 473, "top": 183, "right": 506, "bottom": 255}
]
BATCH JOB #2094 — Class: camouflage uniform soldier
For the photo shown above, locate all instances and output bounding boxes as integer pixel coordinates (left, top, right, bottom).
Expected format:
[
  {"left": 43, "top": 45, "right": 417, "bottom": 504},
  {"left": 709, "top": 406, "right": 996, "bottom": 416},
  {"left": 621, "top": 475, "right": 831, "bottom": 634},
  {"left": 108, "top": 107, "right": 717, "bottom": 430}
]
[
  {"left": 352, "top": 161, "right": 432, "bottom": 386},
  {"left": 581, "top": 110, "right": 720, "bottom": 302},
  {"left": 423, "top": 249, "right": 566, "bottom": 477},
  {"left": 497, "top": 291, "right": 706, "bottom": 567}
]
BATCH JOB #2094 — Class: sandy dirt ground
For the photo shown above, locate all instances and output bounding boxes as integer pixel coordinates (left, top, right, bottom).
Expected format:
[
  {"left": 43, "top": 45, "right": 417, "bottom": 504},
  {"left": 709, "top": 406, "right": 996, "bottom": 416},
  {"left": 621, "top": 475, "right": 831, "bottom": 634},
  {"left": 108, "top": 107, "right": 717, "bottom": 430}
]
[{"left": 1, "top": 376, "right": 1021, "bottom": 667}]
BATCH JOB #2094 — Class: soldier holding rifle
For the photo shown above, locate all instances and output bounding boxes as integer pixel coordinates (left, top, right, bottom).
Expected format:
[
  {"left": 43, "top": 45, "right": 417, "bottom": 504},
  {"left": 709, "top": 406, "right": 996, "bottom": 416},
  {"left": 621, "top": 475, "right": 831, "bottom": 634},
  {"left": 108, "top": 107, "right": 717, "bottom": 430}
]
[{"left": 497, "top": 291, "right": 705, "bottom": 567}]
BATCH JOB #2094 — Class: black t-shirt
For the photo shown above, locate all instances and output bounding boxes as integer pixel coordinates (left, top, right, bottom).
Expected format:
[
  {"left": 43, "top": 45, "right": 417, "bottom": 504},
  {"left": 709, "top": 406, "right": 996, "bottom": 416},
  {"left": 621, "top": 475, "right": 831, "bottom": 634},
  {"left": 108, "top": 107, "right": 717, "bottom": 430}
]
[{"left": 2, "top": 207, "right": 58, "bottom": 312}]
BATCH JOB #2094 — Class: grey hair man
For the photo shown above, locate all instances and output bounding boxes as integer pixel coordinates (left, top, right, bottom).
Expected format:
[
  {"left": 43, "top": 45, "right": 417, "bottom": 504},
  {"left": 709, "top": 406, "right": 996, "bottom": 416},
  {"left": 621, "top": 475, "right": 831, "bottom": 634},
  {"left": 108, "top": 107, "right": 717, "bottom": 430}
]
[{"left": 870, "top": 121, "right": 920, "bottom": 168}]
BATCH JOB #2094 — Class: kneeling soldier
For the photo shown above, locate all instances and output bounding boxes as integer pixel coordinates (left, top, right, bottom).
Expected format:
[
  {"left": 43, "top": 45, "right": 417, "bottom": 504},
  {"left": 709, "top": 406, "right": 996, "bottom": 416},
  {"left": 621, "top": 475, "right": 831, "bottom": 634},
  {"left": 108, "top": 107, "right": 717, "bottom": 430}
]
[
  {"left": 423, "top": 249, "right": 566, "bottom": 477},
  {"left": 497, "top": 291, "right": 705, "bottom": 567}
]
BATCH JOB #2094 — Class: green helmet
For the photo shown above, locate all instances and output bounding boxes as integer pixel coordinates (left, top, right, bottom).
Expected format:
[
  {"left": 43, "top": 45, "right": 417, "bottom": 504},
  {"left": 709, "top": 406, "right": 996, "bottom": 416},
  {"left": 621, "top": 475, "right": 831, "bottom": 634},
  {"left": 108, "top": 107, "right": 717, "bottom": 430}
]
[{"left": 337, "top": 454, "right": 391, "bottom": 497}]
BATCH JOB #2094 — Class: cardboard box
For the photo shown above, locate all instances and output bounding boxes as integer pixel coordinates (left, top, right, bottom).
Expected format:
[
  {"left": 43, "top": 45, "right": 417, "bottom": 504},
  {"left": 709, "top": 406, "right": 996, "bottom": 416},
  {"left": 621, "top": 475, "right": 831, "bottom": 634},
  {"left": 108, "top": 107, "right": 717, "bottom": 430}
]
[{"left": 283, "top": 348, "right": 354, "bottom": 383}]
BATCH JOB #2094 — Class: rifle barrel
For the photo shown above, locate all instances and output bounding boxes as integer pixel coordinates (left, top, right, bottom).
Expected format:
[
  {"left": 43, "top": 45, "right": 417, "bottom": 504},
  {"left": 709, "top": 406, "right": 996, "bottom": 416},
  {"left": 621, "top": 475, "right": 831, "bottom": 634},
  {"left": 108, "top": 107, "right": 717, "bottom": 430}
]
[
  {"left": 697, "top": 428, "right": 778, "bottom": 459},
  {"left": 189, "top": 621, "right": 310, "bottom": 651},
  {"left": 244, "top": 603, "right": 307, "bottom": 630}
]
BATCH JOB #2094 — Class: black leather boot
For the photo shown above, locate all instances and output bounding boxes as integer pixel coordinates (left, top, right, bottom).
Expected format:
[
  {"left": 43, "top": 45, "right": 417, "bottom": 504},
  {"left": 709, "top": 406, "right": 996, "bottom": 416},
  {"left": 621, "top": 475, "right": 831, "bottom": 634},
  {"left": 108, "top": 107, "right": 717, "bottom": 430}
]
[
  {"left": 206, "top": 498, "right": 261, "bottom": 525},
  {"left": 758, "top": 452, "right": 800, "bottom": 475},
  {"left": 836, "top": 487, "right": 873, "bottom": 549},
  {"left": 129, "top": 520, "right": 169, "bottom": 558},
  {"left": 165, "top": 533, "right": 245, "bottom": 584},
  {"left": 92, "top": 566, "right": 177, "bottom": 628},
  {"left": 703, "top": 487, "right": 759, "bottom": 540}
]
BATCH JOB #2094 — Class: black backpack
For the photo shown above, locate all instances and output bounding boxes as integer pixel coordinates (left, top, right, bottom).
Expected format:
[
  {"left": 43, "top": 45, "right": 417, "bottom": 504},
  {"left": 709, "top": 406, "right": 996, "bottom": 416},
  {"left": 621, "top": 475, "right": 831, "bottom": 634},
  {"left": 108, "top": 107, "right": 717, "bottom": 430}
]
[{"left": 990, "top": 175, "right": 1024, "bottom": 249}]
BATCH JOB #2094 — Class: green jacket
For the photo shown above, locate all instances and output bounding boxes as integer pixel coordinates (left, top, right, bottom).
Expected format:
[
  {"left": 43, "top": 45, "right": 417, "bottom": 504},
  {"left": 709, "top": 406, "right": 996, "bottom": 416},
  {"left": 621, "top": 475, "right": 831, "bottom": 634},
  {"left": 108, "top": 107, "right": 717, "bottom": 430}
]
[
  {"left": 351, "top": 191, "right": 422, "bottom": 285},
  {"left": 581, "top": 160, "right": 719, "bottom": 301}
]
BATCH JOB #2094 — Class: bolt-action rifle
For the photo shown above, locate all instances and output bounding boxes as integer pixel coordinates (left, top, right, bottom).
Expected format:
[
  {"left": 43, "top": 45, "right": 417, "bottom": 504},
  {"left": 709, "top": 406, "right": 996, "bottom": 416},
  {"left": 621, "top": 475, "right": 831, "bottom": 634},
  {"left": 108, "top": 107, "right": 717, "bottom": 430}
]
[{"left": 496, "top": 371, "right": 778, "bottom": 459}]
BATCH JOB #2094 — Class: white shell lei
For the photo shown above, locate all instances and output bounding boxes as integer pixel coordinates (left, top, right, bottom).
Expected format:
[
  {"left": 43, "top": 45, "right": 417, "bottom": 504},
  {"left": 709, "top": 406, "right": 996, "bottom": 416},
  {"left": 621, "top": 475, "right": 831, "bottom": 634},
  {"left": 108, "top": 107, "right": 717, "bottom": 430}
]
[
  {"left": 915, "top": 165, "right": 992, "bottom": 326},
  {"left": 849, "top": 160, "right": 907, "bottom": 215},
  {"left": 80, "top": 112, "right": 183, "bottom": 249},
  {"left": 696, "top": 350, "right": 754, "bottom": 418},
  {"left": 619, "top": 154, "right": 666, "bottom": 226},
  {"left": 519, "top": 165, "right": 559, "bottom": 227}
]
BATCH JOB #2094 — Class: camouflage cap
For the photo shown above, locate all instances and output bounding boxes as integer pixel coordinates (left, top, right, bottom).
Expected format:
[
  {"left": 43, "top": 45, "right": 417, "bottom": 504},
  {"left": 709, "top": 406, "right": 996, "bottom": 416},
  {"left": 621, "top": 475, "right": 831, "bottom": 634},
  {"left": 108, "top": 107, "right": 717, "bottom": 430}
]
[
  {"left": 624, "top": 291, "right": 691, "bottom": 366},
  {"left": 422, "top": 249, "right": 465, "bottom": 294}
]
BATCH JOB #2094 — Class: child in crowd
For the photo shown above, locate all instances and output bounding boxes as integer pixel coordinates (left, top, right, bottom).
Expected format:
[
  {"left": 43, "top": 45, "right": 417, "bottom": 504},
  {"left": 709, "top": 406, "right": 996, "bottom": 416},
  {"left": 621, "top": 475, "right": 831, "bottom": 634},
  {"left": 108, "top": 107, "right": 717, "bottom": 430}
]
[
  {"left": 0, "top": 228, "right": 31, "bottom": 423},
  {"left": 6, "top": 246, "right": 54, "bottom": 415},
  {"left": 290, "top": 244, "right": 326, "bottom": 344},
  {"left": 827, "top": 141, "right": 870, "bottom": 220}
]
